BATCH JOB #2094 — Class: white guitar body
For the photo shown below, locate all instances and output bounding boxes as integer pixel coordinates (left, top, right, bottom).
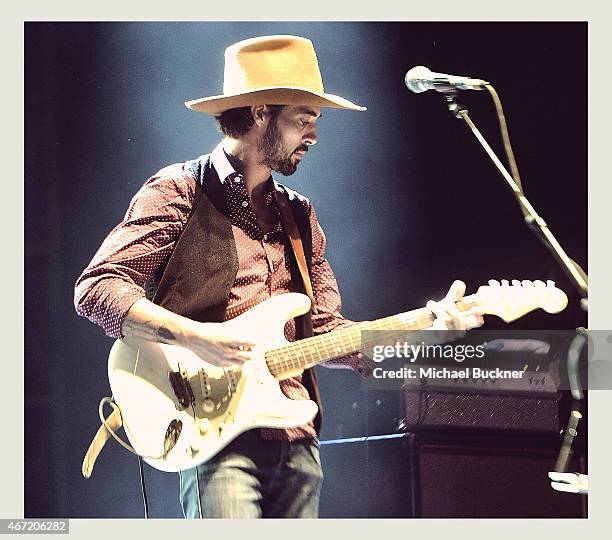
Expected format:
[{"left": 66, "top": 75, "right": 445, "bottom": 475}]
[{"left": 108, "top": 293, "right": 317, "bottom": 472}]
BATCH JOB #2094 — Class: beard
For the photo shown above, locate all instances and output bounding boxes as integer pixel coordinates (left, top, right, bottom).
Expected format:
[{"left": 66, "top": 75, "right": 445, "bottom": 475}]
[{"left": 259, "top": 116, "right": 307, "bottom": 176}]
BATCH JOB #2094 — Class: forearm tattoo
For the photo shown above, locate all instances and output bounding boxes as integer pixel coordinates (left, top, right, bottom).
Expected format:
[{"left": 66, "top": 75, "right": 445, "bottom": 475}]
[
  {"left": 156, "top": 325, "right": 176, "bottom": 343},
  {"left": 121, "top": 316, "right": 178, "bottom": 344}
]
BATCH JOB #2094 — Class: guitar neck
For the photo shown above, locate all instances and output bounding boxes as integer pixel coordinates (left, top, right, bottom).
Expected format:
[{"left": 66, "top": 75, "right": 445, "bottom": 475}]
[{"left": 265, "top": 294, "right": 478, "bottom": 380}]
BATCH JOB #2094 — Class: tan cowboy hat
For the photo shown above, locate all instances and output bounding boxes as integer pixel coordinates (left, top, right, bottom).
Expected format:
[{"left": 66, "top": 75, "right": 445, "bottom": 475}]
[{"left": 185, "top": 35, "right": 366, "bottom": 115}]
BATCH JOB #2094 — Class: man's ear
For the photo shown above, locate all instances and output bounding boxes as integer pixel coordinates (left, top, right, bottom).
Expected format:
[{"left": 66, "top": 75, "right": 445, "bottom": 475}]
[{"left": 251, "top": 105, "right": 267, "bottom": 126}]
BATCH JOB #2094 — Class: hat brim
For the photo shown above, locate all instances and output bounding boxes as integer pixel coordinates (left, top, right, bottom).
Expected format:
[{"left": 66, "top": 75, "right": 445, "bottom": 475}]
[{"left": 185, "top": 87, "right": 366, "bottom": 115}]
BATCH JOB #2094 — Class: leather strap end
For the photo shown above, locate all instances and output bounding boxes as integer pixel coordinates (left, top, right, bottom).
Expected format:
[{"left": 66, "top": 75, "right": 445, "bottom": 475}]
[{"left": 82, "top": 408, "right": 123, "bottom": 479}]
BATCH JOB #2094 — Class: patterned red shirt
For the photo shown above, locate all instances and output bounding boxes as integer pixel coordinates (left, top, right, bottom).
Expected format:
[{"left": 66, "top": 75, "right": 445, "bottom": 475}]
[{"left": 74, "top": 142, "right": 366, "bottom": 440}]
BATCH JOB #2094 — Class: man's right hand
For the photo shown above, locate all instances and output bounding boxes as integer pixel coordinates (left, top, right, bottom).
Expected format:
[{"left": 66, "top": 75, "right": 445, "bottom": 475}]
[
  {"left": 178, "top": 321, "right": 256, "bottom": 368},
  {"left": 120, "top": 298, "right": 256, "bottom": 368}
]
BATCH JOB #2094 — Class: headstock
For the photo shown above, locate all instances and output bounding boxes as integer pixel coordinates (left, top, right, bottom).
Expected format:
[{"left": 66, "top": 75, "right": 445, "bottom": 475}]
[{"left": 475, "top": 279, "right": 568, "bottom": 322}]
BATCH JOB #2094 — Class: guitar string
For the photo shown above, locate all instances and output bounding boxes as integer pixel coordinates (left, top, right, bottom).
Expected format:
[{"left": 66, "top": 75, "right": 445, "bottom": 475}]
[
  {"left": 265, "top": 294, "right": 486, "bottom": 377},
  {"left": 265, "top": 308, "right": 438, "bottom": 377},
  {"left": 266, "top": 286, "right": 553, "bottom": 377},
  {"left": 185, "top": 287, "right": 548, "bottom": 394},
  {"left": 185, "top": 303, "right": 454, "bottom": 391}
]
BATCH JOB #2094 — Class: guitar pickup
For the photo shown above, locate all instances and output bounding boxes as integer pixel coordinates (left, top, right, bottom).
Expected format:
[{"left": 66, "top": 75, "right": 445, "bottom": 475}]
[{"left": 168, "top": 370, "right": 195, "bottom": 411}]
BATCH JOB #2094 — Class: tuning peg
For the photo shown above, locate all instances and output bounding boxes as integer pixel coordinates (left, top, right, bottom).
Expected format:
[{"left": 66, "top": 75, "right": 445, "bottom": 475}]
[
  {"left": 521, "top": 279, "right": 533, "bottom": 287},
  {"left": 501, "top": 279, "right": 509, "bottom": 287},
  {"left": 547, "top": 280, "right": 556, "bottom": 288},
  {"left": 512, "top": 279, "right": 521, "bottom": 287},
  {"left": 488, "top": 279, "right": 501, "bottom": 287},
  {"left": 533, "top": 280, "right": 545, "bottom": 288}
]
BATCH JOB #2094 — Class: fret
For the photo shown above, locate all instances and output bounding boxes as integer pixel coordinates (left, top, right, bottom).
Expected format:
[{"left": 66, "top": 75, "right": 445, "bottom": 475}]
[{"left": 320, "top": 332, "right": 333, "bottom": 362}]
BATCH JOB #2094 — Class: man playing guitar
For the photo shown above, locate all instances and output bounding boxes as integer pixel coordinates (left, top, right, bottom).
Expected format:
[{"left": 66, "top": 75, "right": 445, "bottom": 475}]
[{"left": 75, "top": 35, "right": 485, "bottom": 518}]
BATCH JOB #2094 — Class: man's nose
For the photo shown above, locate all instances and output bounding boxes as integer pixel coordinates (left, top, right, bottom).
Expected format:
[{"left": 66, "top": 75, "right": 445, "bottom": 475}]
[{"left": 304, "top": 125, "right": 318, "bottom": 146}]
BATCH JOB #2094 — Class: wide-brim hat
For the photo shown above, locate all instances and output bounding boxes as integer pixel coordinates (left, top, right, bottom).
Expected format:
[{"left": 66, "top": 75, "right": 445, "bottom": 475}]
[{"left": 185, "top": 35, "right": 366, "bottom": 115}]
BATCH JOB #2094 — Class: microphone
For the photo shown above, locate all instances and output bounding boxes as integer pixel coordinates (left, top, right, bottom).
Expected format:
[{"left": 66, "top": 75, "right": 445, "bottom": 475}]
[{"left": 405, "top": 65, "right": 489, "bottom": 93}]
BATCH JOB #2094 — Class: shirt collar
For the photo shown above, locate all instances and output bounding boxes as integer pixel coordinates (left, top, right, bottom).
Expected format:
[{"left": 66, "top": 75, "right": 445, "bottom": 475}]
[
  {"left": 211, "top": 141, "right": 237, "bottom": 184},
  {"left": 211, "top": 140, "right": 282, "bottom": 204}
]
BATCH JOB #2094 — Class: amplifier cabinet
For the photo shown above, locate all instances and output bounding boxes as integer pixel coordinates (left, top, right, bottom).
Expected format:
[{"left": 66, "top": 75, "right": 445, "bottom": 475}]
[
  {"left": 319, "top": 432, "right": 586, "bottom": 518},
  {"left": 413, "top": 432, "right": 587, "bottom": 518}
]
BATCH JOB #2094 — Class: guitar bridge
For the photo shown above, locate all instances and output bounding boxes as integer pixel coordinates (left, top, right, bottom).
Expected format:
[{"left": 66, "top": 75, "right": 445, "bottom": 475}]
[{"left": 168, "top": 370, "right": 195, "bottom": 411}]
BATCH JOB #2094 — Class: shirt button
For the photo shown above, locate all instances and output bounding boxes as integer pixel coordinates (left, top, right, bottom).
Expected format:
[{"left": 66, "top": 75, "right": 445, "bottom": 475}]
[
  {"left": 234, "top": 175, "right": 241, "bottom": 183},
  {"left": 241, "top": 200, "right": 248, "bottom": 208},
  {"left": 263, "top": 234, "right": 268, "bottom": 241}
]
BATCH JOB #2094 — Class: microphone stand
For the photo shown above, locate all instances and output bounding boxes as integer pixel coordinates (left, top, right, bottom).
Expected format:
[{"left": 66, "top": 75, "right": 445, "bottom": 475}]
[
  {"left": 442, "top": 91, "right": 588, "bottom": 307},
  {"left": 441, "top": 91, "right": 589, "bottom": 496}
]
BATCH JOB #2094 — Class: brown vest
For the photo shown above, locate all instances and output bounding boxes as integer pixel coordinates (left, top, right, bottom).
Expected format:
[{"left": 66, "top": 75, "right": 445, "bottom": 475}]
[{"left": 147, "top": 154, "right": 323, "bottom": 434}]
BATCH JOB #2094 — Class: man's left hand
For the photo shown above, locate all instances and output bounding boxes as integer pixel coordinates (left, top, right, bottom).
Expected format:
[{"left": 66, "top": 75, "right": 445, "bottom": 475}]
[{"left": 426, "top": 280, "right": 484, "bottom": 331}]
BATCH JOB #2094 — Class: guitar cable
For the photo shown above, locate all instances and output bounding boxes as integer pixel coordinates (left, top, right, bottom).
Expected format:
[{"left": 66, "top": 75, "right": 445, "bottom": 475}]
[
  {"left": 138, "top": 456, "right": 150, "bottom": 519},
  {"left": 99, "top": 393, "right": 202, "bottom": 518},
  {"left": 98, "top": 396, "right": 158, "bottom": 518}
]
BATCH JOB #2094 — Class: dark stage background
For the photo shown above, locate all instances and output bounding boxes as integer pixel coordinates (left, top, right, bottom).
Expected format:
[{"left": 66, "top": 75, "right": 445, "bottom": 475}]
[{"left": 25, "top": 22, "right": 586, "bottom": 518}]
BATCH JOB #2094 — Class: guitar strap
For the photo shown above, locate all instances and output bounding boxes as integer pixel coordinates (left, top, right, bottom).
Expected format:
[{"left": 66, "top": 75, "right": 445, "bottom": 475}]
[
  {"left": 274, "top": 190, "right": 318, "bottom": 315},
  {"left": 274, "top": 188, "right": 323, "bottom": 436}
]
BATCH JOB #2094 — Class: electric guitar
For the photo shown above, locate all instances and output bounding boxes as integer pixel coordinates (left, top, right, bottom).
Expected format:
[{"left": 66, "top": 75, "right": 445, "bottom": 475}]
[{"left": 107, "top": 279, "right": 567, "bottom": 472}]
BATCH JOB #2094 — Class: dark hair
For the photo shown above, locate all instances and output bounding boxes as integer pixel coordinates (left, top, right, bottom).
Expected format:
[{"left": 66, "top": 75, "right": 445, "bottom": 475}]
[{"left": 215, "top": 105, "right": 284, "bottom": 138}]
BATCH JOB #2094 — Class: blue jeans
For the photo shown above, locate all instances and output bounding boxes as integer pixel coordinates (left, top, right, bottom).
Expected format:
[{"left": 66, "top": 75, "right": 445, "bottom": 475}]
[{"left": 179, "top": 431, "right": 323, "bottom": 518}]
